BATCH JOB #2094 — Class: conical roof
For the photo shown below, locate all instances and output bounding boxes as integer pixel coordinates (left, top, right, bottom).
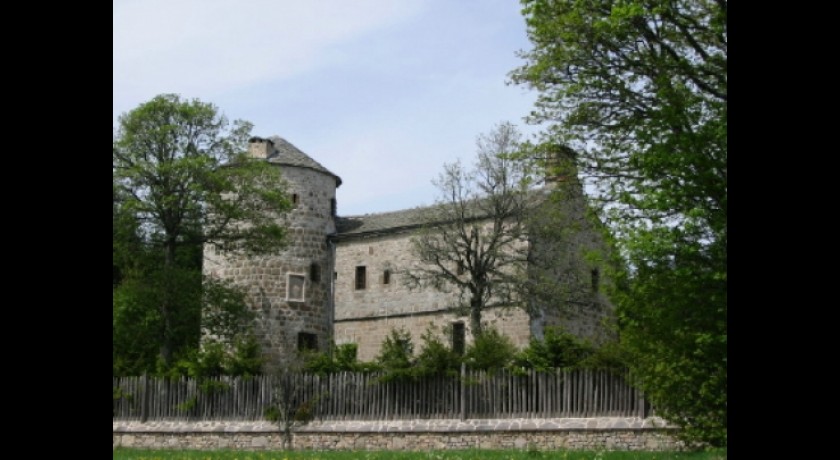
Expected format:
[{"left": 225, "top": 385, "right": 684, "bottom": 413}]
[{"left": 265, "top": 136, "right": 342, "bottom": 187}]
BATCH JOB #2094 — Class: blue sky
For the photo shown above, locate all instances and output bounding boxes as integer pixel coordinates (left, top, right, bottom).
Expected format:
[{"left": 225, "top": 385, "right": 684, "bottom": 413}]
[{"left": 114, "top": 0, "right": 544, "bottom": 216}]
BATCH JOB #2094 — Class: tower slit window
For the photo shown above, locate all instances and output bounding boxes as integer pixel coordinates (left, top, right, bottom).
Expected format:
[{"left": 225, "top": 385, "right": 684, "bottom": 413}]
[
  {"left": 355, "top": 266, "right": 366, "bottom": 290},
  {"left": 452, "top": 322, "right": 465, "bottom": 356}
]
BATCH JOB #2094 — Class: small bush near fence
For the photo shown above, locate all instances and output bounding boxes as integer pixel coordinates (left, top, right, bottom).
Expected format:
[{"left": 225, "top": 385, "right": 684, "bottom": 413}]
[{"left": 113, "top": 368, "right": 651, "bottom": 422}]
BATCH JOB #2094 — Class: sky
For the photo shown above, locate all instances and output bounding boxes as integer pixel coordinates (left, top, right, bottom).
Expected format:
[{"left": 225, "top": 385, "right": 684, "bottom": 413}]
[{"left": 114, "top": 0, "right": 544, "bottom": 216}]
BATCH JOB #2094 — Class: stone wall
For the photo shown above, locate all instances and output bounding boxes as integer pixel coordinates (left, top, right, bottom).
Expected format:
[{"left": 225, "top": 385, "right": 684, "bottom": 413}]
[
  {"left": 114, "top": 418, "right": 683, "bottom": 452},
  {"left": 203, "top": 164, "right": 337, "bottom": 369},
  {"left": 525, "top": 186, "right": 616, "bottom": 344},
  {"left": 331, "top": 187, "right": 617, "bottom": 361},
  {"left": 335, "top": 306, "right": 533, "bottom": 362},
  {"left": 333, "top": 230, "right": 533, "bottom": 361},
  {"left": 201, "top": 136, "right": 617, "bottom": 370}
]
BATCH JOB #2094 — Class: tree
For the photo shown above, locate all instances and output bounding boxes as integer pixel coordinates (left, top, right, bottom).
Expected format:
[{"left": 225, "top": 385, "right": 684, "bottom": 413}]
[
  {"left": 404, "top": 122, "right": 533, "bottom": 336},
  {"left": 510, "top": 0, "right": 726, "bottom": 447},
  {"left": 265, "top": 356, "right": 316, "bottom": 450},
  {"left": 113, "top": 94, "right": 292, "bottom": 369}
]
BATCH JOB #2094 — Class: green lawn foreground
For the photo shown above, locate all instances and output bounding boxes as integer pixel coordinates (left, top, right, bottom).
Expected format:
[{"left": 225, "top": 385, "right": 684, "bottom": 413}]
[{"left": 113, "top": 448, "right": 726, "bottom": 460}]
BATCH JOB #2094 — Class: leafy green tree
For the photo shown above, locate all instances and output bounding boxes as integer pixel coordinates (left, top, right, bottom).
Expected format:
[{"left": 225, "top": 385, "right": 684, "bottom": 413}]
[
  {"left": 510, "top": 0, "right": 726, "bottom": 447},
  {"left": 113, "top": 94, "right": 292, "bottom": 370},
  {"left": 113, "top": 265, "right": 202, "bottom": 376}
]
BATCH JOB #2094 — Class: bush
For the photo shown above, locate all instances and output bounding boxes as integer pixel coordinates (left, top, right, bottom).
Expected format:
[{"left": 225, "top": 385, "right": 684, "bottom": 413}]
[
  {"left": 165, "top": 334, "right": 263, "bottom": 379},
  {"left": 375, "top": 327, "right": 415, "bottom": 381},
  {"left": 414, "top": 324, "right": 461, "bottom": 377},
  {"left": 513, "top": 327, "right": 595, "bottom": 371},
  {"left": 302, "top": 342, "right": 378, "bottom": 374},
  {"left": 463, "top": 326, "right": 516, "bottom": 371}
]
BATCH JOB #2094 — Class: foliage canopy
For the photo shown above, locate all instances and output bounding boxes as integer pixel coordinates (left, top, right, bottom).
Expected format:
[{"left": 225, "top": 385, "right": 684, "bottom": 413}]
[
  {"left": 113, "top": 94, "right": 292, "bottom": 372},
  {"left": 511, "top": 0, "right": 727, "bottom": 447}
]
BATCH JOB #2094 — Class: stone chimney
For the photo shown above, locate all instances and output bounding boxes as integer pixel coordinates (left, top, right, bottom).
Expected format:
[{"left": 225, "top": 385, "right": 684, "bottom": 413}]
[
  {"left": 543, "top": 144, "right": 579, "bottom": 188},
  {"left": 248, "top": 137, "right": 275, "bottom": 159}
]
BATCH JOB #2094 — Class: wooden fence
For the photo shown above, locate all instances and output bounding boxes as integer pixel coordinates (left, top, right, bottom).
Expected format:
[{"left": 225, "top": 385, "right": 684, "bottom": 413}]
[{"left": 113, "top": 368, "right": 650, "bottom": 422}]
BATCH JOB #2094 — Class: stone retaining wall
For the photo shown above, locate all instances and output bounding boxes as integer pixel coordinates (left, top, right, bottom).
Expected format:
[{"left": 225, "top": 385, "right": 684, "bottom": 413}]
[{"left": 114, "top": 418, "right": 683, "bottom": 452}]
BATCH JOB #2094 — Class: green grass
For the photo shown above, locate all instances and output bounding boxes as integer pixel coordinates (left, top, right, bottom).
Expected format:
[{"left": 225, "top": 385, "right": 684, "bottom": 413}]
[{"left": 113, "top": 448, "right": 726, "bottom": 460}]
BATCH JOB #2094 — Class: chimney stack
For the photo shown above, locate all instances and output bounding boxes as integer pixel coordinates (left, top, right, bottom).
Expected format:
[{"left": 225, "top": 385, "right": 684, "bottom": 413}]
[
  {"left": 543, "top": 144, "right": 579, "bottom": 188},
  {"left": 248, "top": 137, "right": 275, "bottom": 159}
]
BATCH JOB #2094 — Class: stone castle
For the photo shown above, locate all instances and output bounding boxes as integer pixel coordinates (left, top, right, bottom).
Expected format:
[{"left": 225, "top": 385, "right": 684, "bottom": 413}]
[{"left": 203, "top": 136, "right": 613, "bottom": 367}]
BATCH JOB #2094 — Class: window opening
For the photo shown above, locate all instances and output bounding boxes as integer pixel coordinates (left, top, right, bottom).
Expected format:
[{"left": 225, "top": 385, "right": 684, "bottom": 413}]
[
  {"left": 298, "top": 332, "right": 317, "bottom": 351},
  {"left": 355, "top": 266, "right": 366, "bottom": 290},
  {"left": 452, "top": 322, "right": 465, "bottom": 356}
]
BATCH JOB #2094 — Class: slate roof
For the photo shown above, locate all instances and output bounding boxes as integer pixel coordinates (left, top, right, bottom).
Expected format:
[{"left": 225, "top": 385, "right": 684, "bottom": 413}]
[
  {"left": 335, "top": 207, "right": 439, "bottom": 238},
  {"left": 260, "top": 136, "right": 343, "bottom": 187},
  {"left": 334, "top": 188, "right": 552, "bottom": 240}
]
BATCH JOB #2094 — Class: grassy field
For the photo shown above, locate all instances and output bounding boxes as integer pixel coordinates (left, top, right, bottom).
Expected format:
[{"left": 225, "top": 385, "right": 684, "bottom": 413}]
[{"left": 113, "top": 448, "right": 726, "bottom": 460}]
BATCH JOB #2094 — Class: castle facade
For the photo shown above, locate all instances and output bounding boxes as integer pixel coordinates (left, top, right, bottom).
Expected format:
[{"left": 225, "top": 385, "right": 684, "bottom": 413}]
[{"left": 203, "top": 136, "right": 613, "bottom": 368}]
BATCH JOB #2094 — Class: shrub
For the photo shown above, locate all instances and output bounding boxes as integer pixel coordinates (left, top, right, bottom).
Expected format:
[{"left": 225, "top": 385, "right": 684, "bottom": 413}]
[
  {"left": 463, "top": 325, "right": 516, "bottom": 371},
  {"left": 513, "top": 327, "right": 595, "bottom": 371},
  {"left": 375, "top": 327, "right": 415, "bottom": 381},
  {"left": 414, "top": 324, "right": 461, "bottom": 377}
]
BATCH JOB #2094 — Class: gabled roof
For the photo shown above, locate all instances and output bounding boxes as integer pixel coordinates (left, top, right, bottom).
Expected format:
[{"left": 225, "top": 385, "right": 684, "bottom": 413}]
[
  {"left": 335, "top": 207, "right": 436, "bottom": 238},
  {"left": 335, "top": 188, "right": 554, "bottom": 240},
  {"left": 264, "top": 136, "right": 342, "bottom": 187}
]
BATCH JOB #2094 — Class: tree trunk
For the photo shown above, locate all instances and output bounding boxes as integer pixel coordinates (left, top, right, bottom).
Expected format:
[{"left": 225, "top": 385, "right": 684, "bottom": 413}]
[
  {"left": 470, "top": 297, "right": 482, "bottom": 336},
  {"left": 158, "top": 237, "right": 178, "bottom": 368}
]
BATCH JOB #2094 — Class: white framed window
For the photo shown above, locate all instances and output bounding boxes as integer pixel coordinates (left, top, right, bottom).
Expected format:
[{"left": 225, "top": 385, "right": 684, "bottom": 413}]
[{"left": 286, "top": 273, "right": 306, "bottom": 301}]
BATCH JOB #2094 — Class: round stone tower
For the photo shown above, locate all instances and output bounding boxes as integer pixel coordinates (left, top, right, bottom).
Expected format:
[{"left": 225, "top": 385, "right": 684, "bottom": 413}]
[{"left": 204, "top": 136, "right": 341, "bottom": 371}]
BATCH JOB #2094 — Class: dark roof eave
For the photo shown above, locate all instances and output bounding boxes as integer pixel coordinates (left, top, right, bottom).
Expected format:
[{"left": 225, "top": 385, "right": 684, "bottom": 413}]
[
  {"left": 331, "top": 224, "right": 425, "bottom": 241},
  {"left": 332, "top": 215, "right": 488, "bottom": 241}
]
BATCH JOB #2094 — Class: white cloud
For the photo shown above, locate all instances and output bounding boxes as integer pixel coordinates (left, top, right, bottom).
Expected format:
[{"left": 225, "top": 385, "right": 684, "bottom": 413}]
[
  {"left": 114, "top": 0, "right": 426, "bottom": 120},
  {"left": 114, "top": 0, "right": 544, "bottom": 216}
]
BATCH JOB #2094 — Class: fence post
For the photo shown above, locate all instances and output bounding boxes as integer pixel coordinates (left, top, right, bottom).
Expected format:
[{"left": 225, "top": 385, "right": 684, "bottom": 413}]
[
  {"left": 140, "top": 373, "right": 149, "bottom": 423},
  {"left": 637, "top": 389, "right": 646, "bottom": 419},
  {"left": 460, "top": 362, "right": 466, "bottom": 421}
]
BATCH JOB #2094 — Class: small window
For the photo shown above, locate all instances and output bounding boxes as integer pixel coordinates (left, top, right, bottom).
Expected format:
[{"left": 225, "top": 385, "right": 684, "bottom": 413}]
[
  {"left": 452, "top": 322, "right": 465, "bottom": 356},
  {"left": 310, "top": 263, "right": 321, "bottom": 283},
  {"left": 298, "top": 332, "right": 317, "bottom": 352},
  {"left": 355, "top": 266, "right": 366, "bottom": 290},
  {"left": 287, "top": 274, "right": 305, "bottom": 301},
  {"left": 330, "top": 198, "right": 337, "bottom": 216},
  {"left": 291, "top": 193, "right": 299, "bottom": 207},
  {"left": 591, "top": 268, "right": 600, "bottom": 292},
  {"left": 383, "top": 269, "right": 391, "bottom": 285}
]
